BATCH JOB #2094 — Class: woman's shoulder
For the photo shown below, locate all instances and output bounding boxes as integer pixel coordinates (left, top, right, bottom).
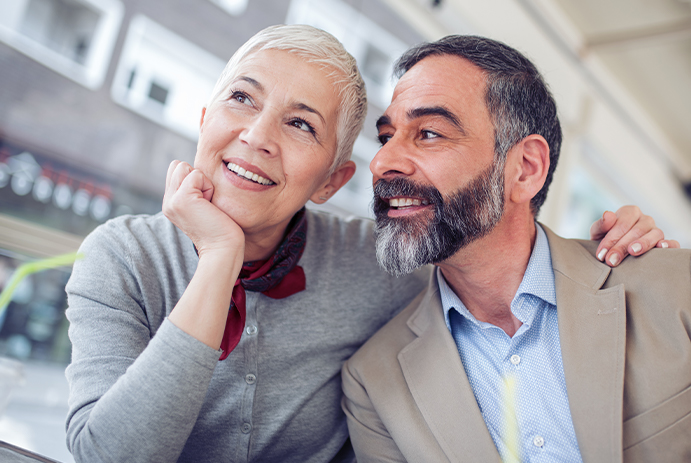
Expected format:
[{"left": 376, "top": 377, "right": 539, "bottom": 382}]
[
  {"left": 84, "top": 212, "right": 185, "bottom": 250},
  {"left": 305, "top": 208, "right": 375, "bottom": 248},
  {"left": 78, "top": 212, "right": 196, "bottom": 275}
]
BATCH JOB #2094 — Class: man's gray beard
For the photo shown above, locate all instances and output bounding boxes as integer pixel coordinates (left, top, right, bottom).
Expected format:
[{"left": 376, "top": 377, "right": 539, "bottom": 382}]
[{"left": 374, "top": 159, "right": 506, "bottom": 277}]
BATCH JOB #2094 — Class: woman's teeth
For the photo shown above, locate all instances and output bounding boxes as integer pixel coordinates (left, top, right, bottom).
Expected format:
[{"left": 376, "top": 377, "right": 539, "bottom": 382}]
[
  {"left": 226, "top": 162, "right": 275, "bottom": 185},
  {"left": 389, "top": 198, "right": 429, "bottom": 208}
]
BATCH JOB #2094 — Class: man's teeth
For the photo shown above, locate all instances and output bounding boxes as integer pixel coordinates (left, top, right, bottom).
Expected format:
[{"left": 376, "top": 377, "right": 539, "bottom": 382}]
[
  {"left": 226, "top": 163, "right": 275, "bottom": 185},
  {"left": 389, "top": 198, "right": 429, "bottom": 208}
]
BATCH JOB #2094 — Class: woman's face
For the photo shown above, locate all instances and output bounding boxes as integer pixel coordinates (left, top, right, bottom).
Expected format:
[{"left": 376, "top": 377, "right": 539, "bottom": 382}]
[{"left": 195, "top": 49, "right": 341, "bottom": 239}]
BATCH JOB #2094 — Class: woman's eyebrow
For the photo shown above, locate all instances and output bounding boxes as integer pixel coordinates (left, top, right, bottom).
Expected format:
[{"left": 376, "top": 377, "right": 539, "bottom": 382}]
[
  {"left": 291, "top": 102, "right": 326, "bottom": 126},
  {"left": 236, "top": 76, "right": 264, "bottom": 91}
]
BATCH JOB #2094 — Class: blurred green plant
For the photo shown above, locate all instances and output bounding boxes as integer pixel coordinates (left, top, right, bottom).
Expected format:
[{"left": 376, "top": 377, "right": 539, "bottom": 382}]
[{"left": 0, "top": 252, "right": 83, "bottom": 315}]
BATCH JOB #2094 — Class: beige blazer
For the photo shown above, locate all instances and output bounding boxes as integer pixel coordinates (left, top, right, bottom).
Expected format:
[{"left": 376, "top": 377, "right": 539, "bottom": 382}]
[{"left": 342, "top": 226, "right": 691, "bottom": 463}]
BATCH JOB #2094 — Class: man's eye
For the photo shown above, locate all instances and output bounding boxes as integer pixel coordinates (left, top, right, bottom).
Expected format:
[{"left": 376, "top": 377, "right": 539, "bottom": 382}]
[
  {"left": 377, "top": 134, "right": 392, "bottom": 145},
  {"left": 290, "top": 118, "right": 315, "bottom": 134},
  {"left": 421, "top": 130, "right": 439, "bottom": 139}
]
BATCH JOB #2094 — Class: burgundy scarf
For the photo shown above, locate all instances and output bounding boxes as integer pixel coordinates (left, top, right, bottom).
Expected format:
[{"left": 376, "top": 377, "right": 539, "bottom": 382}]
[{"left": 219, "top": 208, "right": 307, "bottom": 360}]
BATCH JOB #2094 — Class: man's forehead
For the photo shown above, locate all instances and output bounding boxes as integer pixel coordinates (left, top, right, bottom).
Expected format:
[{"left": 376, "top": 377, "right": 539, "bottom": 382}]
[{"left": 385, "top": 54, "right": 488, "bottom": 120}]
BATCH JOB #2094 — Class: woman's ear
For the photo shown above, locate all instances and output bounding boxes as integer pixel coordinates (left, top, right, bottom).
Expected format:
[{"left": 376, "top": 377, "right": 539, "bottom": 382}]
[
  {"left": 310, "top": 161, "right": 357, "bottom": 204},
  {"left": 199, "top": 107, "right": 207, "bottom": 132},
  {"left": 508, "top": 134, "right": 550, "bottom": 206}
]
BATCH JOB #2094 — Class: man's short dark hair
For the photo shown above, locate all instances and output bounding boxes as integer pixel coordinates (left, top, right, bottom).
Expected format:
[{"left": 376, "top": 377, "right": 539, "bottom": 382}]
[{"left": 394, "top": 35, "right": 562, "bottom": 216}]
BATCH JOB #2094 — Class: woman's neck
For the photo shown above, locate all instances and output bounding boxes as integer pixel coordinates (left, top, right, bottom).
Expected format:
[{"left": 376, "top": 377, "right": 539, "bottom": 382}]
[{"left": 241, "top": 210, "right": 303, "bottom": 262}]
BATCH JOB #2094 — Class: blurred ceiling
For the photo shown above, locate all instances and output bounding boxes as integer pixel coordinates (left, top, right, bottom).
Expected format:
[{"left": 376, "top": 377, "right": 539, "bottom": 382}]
[{"left": 554, "top": 0, "right": 691, "bottom": 180}]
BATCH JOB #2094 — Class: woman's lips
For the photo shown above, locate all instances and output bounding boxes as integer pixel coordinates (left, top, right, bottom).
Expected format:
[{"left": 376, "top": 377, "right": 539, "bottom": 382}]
[{"left": 224, "top": 161, "right": 275, "bottom": 186}]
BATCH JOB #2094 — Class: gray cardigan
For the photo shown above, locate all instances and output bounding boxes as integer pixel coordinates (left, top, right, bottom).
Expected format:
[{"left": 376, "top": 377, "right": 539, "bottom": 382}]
[{"left": 65, "top": 209, "right": 429, "bottom": 463}]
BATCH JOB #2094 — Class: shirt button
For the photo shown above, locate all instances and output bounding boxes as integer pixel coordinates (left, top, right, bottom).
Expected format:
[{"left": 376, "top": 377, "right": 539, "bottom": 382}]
[
  {"left": 510, "top": 354, "right": 521, "bottom": 365},
  {"left": 246, "top": 325, "right": 258, "bottom": 335},
  {"left": 241, "top": 423, "right": 252, "bottom": 434},
  {"left": 245, "top": 374, "right": 256, "bottom": 385},
  {"left": 533, "top": 435, "right": 545, "bottom": 447}
]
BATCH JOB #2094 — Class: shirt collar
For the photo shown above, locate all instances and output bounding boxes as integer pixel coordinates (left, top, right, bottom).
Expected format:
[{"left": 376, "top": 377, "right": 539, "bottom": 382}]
[{"left": 438, "top": 223, "right": 556, "bottom": 331}]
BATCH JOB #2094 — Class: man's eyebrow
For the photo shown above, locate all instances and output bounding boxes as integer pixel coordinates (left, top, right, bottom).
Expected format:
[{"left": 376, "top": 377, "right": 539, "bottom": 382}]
[
  {"left": 408, "top": 106, "right": 465, "bottom": 134},
  {"left": 376, "top": 115, "right": 391, "bottom": 131}
]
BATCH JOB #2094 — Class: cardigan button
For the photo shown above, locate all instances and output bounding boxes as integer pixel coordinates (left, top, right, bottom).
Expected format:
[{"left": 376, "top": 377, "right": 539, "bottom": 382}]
[
  {"left": 246, "top": 325, "right": 258, "bottom": 335},
  {"left": 241, "top": 423, "right": 252, "bottom": 434}
]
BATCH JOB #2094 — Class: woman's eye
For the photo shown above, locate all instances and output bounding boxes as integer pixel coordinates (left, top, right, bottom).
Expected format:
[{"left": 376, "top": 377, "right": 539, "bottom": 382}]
[
  {"left": 290, "top": 118, "right": 314, "bottom": 134},
  {"left": 231, "top": 91, "right": 252, "bottom": 105}
]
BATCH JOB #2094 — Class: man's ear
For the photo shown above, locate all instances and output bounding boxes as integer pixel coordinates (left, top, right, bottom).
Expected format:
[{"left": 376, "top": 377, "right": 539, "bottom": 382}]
[
  {"left": 310, "top": 161, "right": 357, "bottom": 204},
  {"left": 508, "top": 134, "right": 550, "bottom": 205}
]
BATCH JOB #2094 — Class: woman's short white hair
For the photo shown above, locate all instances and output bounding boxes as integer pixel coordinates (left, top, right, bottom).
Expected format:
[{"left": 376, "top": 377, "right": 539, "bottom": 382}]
[{"left": 207, "top": 24, "right": 367, "bottom": 172}]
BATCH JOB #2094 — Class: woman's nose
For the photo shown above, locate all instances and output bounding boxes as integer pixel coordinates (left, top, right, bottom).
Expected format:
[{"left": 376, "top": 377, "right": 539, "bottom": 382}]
[
  {"left": 238, "top": 112, "right": 279, "bottom": 155},
  {"left": 370, "top": 136, "right": 416, "bottom": 180}
]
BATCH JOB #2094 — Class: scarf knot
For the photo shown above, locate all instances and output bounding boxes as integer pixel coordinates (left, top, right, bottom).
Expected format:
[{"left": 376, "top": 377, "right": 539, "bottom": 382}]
[{"left": 220, "top": 208, "right": 307, "bottom": 360}]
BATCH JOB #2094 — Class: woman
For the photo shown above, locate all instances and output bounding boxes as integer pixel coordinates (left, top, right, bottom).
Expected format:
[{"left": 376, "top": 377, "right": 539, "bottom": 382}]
[{"left": 64, "top": 25, "right": 670, "bottom": 463}]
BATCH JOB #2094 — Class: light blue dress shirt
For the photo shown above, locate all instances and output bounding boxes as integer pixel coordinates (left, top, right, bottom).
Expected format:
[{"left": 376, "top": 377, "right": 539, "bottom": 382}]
[{"left": 438, "top": 224, "right": 583, "bottom": 463}]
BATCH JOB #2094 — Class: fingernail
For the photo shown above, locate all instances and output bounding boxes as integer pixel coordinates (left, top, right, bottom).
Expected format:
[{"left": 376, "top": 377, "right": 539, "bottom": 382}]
[
  {"left": 608, "top": 253, "right": 619, "bottom": 266},
  {"left": 631, "top": 243, "right": 642, "bottom": 253},
  {"left": 661, "top": 242, "right": 669, "bottom": 249},
  {"left": 597, "top": 248, "right": 607, "bottom": 261}
]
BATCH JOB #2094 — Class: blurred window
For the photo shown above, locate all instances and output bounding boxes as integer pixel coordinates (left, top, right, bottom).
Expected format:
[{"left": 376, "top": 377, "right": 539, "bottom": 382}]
[
  {"left": 0, "top": 0, "right": 123, "bottom": 89},
  {"left": 286, "top": 0, "right": 407, "bottom": 110},
  {"left": 557, "top": 140, "right": 624, "bottom": 239},
  {"left": 110, "top": 15, "right": 226, "bottom": 141},
  {"left": 208, "top": 0, "right": 248, "bottom": 16}
]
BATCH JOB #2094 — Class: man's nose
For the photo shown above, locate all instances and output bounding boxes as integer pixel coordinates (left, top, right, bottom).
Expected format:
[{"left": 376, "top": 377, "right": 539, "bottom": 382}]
[
  {"left": 238, "top": 112, "right": 280, "bottom": 155},
  {"left": 370, "top": 136, "right": 416, "bottom": 180}
]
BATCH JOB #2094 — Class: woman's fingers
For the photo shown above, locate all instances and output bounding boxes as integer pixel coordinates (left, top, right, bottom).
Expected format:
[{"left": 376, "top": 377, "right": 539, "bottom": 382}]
[
  {"left": 657, "top": 239, "right": 680, "bottom": 249},
  {"left": 591, "top": 206, "right": 670, "bottom": 267}
]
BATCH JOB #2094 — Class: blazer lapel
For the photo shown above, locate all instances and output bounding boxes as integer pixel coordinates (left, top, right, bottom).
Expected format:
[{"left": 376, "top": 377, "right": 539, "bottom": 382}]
[
  {"left": 544, "top": 226, "right": 626, "bottom": 463},
  {"left": 398, "top": 272, "right": 502, "bottom": 463}
]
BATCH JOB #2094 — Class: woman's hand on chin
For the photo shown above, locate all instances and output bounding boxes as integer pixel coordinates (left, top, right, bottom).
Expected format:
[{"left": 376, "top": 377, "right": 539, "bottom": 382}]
[{"left": 163, "top": 160, "right": 245, "bottom": 258}]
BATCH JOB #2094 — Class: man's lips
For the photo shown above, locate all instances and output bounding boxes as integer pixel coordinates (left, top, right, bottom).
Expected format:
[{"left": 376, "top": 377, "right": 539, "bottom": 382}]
[
  {"left": 224, "top": 161, "right": 276, "bottom": 186},
  {"left": 387, "top": 197, "right": 430, "bottom": 208}
]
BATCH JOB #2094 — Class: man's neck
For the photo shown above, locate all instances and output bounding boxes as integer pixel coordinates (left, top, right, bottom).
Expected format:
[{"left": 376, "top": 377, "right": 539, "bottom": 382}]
[{"left": 437, "top": 214, "right": 536, "bottom": 337}]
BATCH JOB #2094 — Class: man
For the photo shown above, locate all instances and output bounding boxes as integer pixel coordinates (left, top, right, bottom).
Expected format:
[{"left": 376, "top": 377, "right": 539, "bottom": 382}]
[{"left": 342, "top": 35, "right": 691, "bottom": 463}]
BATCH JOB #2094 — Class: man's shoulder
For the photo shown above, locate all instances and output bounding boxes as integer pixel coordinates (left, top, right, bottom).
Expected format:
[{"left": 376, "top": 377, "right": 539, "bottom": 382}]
[{"left": 347, "top": 284, "right": 433, "bottom": 372}]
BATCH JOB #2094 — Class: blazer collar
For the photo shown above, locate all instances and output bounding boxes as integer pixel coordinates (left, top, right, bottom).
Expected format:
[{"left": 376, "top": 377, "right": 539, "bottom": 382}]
[
  {"left": 543, "top": 225, "right": 626, "bottom": 463},
  {"left": 400, "top": 271, "right": 503, "bottom": 463}
]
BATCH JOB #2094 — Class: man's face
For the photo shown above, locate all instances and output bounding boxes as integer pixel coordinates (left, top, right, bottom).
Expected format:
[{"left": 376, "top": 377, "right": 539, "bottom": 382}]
[{"left": 371, "top": 54, "right": 506, "bottom": 276}]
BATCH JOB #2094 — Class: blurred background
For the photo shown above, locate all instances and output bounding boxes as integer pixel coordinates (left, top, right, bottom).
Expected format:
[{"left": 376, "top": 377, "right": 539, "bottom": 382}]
[{"left": 0, "top": 0, "right": 689, "bottom": 460}]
